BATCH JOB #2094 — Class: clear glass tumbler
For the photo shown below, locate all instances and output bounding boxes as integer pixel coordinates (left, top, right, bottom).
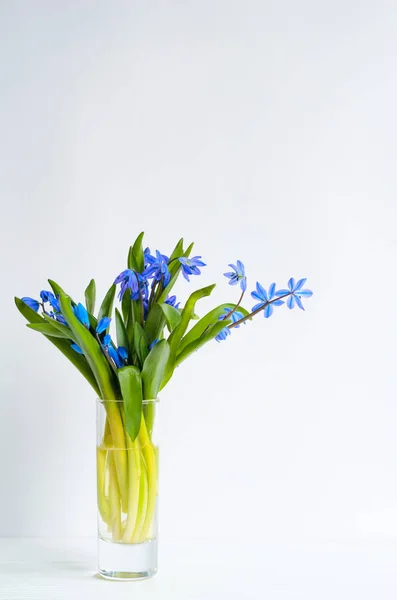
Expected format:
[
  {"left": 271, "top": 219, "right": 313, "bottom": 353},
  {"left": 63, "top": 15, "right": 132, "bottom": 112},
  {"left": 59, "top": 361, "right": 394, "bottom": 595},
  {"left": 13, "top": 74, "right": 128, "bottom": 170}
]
[{"left": 96, "top": 398, "right": 159, "bottom": 580}]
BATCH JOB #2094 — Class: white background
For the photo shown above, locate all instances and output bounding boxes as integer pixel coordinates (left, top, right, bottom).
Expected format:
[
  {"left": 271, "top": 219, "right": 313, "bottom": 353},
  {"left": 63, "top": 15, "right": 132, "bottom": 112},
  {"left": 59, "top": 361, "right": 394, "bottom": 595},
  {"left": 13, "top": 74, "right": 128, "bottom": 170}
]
[{"left": 0, "top": 0, "right": 396, "bottom": 574}]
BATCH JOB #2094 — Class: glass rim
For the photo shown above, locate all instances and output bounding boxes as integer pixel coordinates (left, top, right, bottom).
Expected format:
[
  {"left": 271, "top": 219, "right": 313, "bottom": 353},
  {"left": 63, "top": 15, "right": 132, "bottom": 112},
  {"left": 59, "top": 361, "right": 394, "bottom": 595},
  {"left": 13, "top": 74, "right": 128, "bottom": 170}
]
[{"left": 97, "top": 397, "right": 159, "bottom": 405}]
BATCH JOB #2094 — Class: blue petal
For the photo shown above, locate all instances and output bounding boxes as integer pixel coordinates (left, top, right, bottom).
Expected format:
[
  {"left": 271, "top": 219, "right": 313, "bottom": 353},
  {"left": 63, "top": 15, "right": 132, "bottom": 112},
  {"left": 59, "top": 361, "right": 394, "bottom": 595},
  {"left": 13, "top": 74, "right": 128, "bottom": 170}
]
[
  {"left": 251, "top": 290, "right": 264, "bottom": 301},
  {"left": 275, "top": 289, "right": 289, "bottom": 296},
  {"left": 224, "top": 272, "right": 235, "bottom": 279},
  {"left": 71, "top": 343, "right": 84, "bottom": 354},
  {"left": 241, "top": 277, "right": 247, "bottom": 292},
  {"left": 264, "top": 304, "right": 273, "bottom": 318},
  {"left": 256, "top": 282, "right": 268, "bottom": 301},
  {"left": 295, "top": 278, "right": 307, "bottom": 291},
  {"left": 294, "top": 295, "right": 305, "bottom": 310},
  {"left": 273, "top": 299, "right": 284, "bottom": 306},
  {"left": 288, "top": 278, "right": 296, "bottom": 292},
  {"left": 96, "top": 317, "right": 111, "bottom": 334},
  {"left": 298, "top": 289, "right": 313, "bottom": 297},
  {"left": 268, "top": 282, "right": 276, "bottom": 298},
  {"left": 287, "top": 295, "right": 295, "bottom": 309},
  {"left": 236, "top": 260, "right": 245, "bottom": 275},
  {"left": 74, "top": 303, "right": 90, "bottom": 328},
  {"left": 228, "top": 264, "right": 238, "bottom": 272},
  {"left": 252, "top": 302, "right": 265, "bottom": 312},
  {"left": 21, "top": 297, "right": 40, "bottom": 312},
  {"left": 103, "top": 334, "right": 112, "bottom": 347},
  {"left": 118, "top": 346, "right": 128, "bottom": 360},
  {"left": 149, "top": 339, "right": 159, "bottom": 351},
  {"left": 40, "top": 290, "right": 54, "bottom": 303}
]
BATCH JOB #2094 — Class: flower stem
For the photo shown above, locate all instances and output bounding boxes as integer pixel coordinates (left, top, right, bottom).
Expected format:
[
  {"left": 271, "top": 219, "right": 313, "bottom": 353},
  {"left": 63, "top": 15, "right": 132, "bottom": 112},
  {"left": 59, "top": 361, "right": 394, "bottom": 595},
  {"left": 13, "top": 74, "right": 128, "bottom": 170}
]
[
  {"left": 227, "top": 292, "right": 291, "bottom": 329},
  {"left": 105, "top": 401, "right": 129, "bottom": 512},
  {"left": 121, "top": 434, "right": 142, "bottom": 542},
  {"left": 137, "top": 415, "right": 158, "bottom": 542}
]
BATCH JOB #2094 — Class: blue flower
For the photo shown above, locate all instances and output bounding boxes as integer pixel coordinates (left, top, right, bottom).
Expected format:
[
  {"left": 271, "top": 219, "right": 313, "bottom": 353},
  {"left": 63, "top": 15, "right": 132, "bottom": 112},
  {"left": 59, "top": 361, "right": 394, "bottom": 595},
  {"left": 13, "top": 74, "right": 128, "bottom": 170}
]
[
  {"left": 96, "top": 317, "right": 111, "bottom": 334},
  {"left": 40, "top": 290, "right": 53, "bottom": 303},
  {"left": 165, "top": 294, "right": 180, "bottom": 309},
  {"left": 55, "top": 314, "right": 68, "bottom": 326},
  {"left": 251, "top": 282, "right": 284, "bottom": 318},
  {"left": 178, "top": 256, "right": 206, "bottom": 282},
  {"left": 114, "top": 269, "right": 140, "bottom": 301},
  {"left": 103, "top": 334, "right": 123, "bottom": 368},
  {"left": 131, "top": 274, "right": 149, "bottom": 302},
  {"left": 215, "top": 327, "right": 231, "bottom": 342},
  {"left": 215, "top": 308, "right": 245, "bottom": 342},
  {"left": 40, "top": 290, "right": 60, "bottom": 312},
  {"left": 71, "top": 343, "right": 83, "bottom": 354},
  {"left": 149, "top": 339, "right": 159, "bottom": 351},
  {"left": 118, "top": 346, "right": 128, "bottom": 361},
  {"left": 276, "top": 278, "right": 313, "bottom": 310},
  {"left": 21, "top": 297, "right": 40, "bottom": 312},
  {"left": 144, "top": 250, "right": 170, "bottom": 285},
  {"left": 74, "top": 303, "right": 90, "bottom": 328},
  {"left": 224, "top": 260, "right": 247, "bottom": 292}
]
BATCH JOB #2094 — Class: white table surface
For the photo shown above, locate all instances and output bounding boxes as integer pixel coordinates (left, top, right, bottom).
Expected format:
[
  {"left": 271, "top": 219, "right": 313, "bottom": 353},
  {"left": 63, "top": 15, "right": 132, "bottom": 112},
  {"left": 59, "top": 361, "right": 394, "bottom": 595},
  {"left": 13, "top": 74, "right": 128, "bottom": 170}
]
[{"left": 0, "top": 537, "right": 396, "bottom": 600}]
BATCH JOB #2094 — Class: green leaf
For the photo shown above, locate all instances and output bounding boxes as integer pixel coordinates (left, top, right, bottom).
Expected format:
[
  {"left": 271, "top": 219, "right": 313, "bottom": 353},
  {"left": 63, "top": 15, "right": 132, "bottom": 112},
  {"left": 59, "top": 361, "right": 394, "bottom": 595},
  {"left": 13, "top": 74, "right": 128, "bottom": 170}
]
[
  {"left": 144, "top": 303, "right": 165, "bottom": 343},
  {"left": 133, "top": 322, "right": 149, "bottom": 367},
  {"left": 118, "top": 366, "right": 142, "bottom": 441},
  {"left": 167, "top": 238, "right": 184, "bottom": 276},
  {"left": 98, "top": 284, "right": 116, "bottom": 322},
  {"left": 142, "top": 339, "right": 170, "bottom": 399},
  {"left": 128, "top": 231, "right": 145, "bottom": 272},
  {"left": 15, "top": 297, "right": 100, "bottom": 396},
  {"left": 117, "top": 366, "right": 142, "bottom": 441},
  {"left": 42, "top": 313, "right": 78, "bottom": 341},
  {"left": 27, "top": 322, "right": 71, "bottom": 339},
  {"left": 121, "top": 290, "right": 131, "bottom": 323},
  {"left": 158, "top": 303, "right": 181, "bottom": 332},
  {"left": 175, "top": 319, "right": 232, "bottom": 367},
  {"left": 48, "top": 279, "right": 66, "bottom": 298},
  {"left": 161, "top": 284, "right": 216, "bottom": 388},
  {"left": 179, "top": 303, "right": 250, "bottom": 353},
  {"left": 84, "top": 279, "right": 96, "bottom": 315},
  {"left": 59, "top": 293, "right": 118, "bottom": 399},
  {"left": 157, "top": 242, "right": 194, "bottom": 303},
  {"left": 115, "top": 308, "right": 129, "bottom": 353}
]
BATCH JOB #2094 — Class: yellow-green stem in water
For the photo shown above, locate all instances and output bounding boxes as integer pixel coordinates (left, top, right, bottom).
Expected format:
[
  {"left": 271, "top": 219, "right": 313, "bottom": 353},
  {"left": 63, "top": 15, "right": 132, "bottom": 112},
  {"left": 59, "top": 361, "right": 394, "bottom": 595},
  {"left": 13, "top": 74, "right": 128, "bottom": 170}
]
[
  {"left": 137, "top": 415, "right": 158, "bottom": 542},
  {"left": 121, "top": 434, "right": 142, "bottom": 542},
  {"left": 105, "top": 401, "right": 129, "bottom": 512},
  {"left": 96, "top": 447, "right": 110, "bottom": 525},
  {"left": 131, "top": 448, "right": 149, "bottom": 542},
  {"left": 108, "top": 452, "right": 122, "bottom": 541}
]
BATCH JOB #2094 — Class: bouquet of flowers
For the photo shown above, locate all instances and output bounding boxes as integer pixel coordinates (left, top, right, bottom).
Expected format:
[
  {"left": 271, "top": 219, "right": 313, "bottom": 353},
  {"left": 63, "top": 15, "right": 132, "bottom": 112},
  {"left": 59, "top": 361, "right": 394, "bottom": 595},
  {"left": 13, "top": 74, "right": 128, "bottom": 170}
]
[{"left": 15, "top": 233, "right": 312, "bottom": 577}]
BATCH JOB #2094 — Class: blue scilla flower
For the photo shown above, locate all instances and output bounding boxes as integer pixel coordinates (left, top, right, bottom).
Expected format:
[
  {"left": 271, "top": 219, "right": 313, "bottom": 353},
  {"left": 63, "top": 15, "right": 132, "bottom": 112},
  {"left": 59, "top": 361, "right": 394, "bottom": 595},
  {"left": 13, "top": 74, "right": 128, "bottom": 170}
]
[
  {"left": 114, "top": 269, "right": 140, "bottom": 301},
  {"left": 96, "top": 317, "right": 111, "bottom": 334},
  {"left": 276, "top": 278, "right": 313, "bottom": 310},
  {"left": 55, "top": 314, "right": 68, "bottom": 326},
  {"left": 118, "top": 346, "right": 128, "bottom": 361},
  {"left": 215, "top": 327, "right": 231, "bottom": 342},
  {"left": 22, "top": 297, "right": 40, "bottom": 312},
  {"left": 74, "top": 303, "right": 90, "bottom": 328},
  {"left": 131, "top": 274, "right": 149, "bottom": 302},
  {"left": 215, "top": 308, "right": 245, "bottom": 342},
  {"left": 144, "top": 250, "right": 171, "bottom": 285},
  {"left": 40, "top": 290, "right": 60, "bottom": 312},
  {"left": 224, "top": 260, "right": 247, "bottom": 292},
  {"left": 251, "top": 282, "right": 284, "bottom": 318},
  {"left": 178, "top": 256, "right": 206, "bottom": 282},
  {"left": 71, "top": 343, "right": 83, "bottom": 354},
  {"left": 103, "top": 334, "right": 123, "bottom": 368},
  {"left": 165, "top": 294, "right": 180, "bottom": 309}
]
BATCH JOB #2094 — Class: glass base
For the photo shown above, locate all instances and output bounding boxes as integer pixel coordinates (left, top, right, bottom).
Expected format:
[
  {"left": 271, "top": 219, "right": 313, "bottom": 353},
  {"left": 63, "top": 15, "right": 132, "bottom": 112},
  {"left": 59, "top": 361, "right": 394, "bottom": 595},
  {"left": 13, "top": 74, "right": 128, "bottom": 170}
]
[{"left": 98, "top": 537, "right": 158, "bottom": 581}]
